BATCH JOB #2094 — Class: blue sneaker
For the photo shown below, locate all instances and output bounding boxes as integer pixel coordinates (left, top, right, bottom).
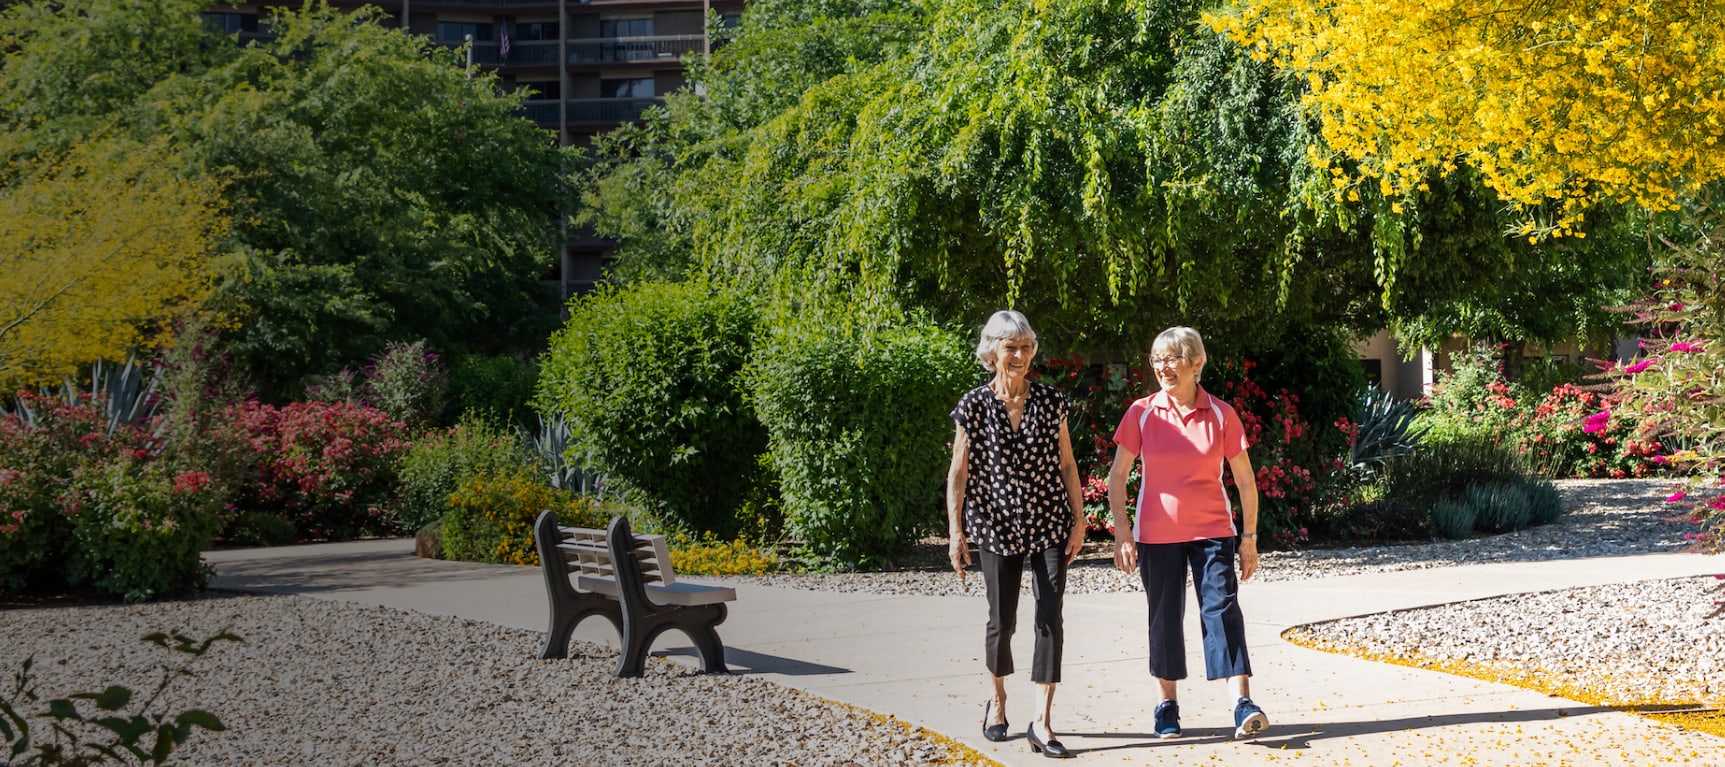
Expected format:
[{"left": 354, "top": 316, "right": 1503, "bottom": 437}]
[
  {"left": 1152, "top": 700, "right": 1181, "bottom": 739},
  {"left": 1233, "top": 697, "right": 1268, "bottom": 740}
]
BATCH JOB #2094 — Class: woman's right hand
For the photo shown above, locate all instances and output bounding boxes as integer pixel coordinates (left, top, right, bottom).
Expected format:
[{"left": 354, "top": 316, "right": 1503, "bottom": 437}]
[
  {"left": 1113, "top": 536, "right": 1137, "bottom": 573},
  {"left": 950, "top": 536, "right": 971, "bottom": 584}
]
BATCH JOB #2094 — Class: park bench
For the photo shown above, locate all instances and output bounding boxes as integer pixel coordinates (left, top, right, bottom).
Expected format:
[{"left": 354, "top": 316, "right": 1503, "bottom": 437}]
[{"left": 534, "top": 511, "right": 734, "bottom": 678}]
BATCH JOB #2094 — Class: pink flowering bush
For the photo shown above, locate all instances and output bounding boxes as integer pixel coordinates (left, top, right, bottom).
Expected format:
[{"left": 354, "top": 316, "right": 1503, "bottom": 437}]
[
  {"left": 1208, "top": 360, "right": 1336, "bottom": 547},
  {"left": 231, "top": 400, "right": 411, "bottom": 541},
  {"left": 0, "top": 391, "right": 143, "bottom": 593},
  {"left": 62, "top": 455, "right": 223, "bottom": 602},
  {"left": 1601, "top": 221, "right": 1725, "bottom": 554},
  {"left": 1420, "top": 345, "right": 1669, "bottom": 479}
]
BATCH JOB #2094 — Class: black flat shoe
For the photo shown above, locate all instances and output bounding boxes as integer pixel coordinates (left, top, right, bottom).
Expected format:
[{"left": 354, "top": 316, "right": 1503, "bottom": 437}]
[
  {"left": 1026, "top": 722, "right": 1072, "bottom": 759},
  {"left": 981, "top": 699, "right": 1010, "bottom": 742}
]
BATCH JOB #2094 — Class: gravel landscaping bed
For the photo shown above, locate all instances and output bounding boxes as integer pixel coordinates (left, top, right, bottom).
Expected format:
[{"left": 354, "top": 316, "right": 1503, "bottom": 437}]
[
  {"left": 734, "top": 478, "right": 1696, "bottom": 595},
  {"left": 1287, "top": 575, "right": 1725, "bottom": 706},
  {"left": 0, "top": 595, "right": 993, "bottom": 767}
]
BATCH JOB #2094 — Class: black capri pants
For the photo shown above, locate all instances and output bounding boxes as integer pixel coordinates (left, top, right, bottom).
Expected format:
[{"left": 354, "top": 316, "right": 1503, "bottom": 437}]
[{"left": 979, "top": 543, "right": 1068, "bottom": 683}]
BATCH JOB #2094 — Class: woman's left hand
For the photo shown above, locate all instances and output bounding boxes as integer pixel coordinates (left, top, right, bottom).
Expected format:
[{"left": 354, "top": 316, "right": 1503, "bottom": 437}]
[
  {"left": 1065, "top": 523, "right": 1085, "bottom": 565},
  {"left": 1238, "top": 536, "right": 1259, "bottom": 581}
]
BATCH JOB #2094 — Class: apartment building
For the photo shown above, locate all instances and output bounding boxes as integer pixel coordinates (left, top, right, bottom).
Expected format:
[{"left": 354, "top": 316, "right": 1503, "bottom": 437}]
[{"left": 209, "top": 0, "right": 744, "bottom": 299}]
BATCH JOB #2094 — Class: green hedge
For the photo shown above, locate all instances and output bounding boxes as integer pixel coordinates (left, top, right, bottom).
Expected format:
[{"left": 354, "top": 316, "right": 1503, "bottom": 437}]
[
  {"left": 538, "top": 281, "right": 766, "bottom": 537},
  {"left": 749, "top": 323, "right": 976, "bottom": 567},
  {"left": 65, "top": 457, "right": 222, "bottom": 602},
  {"left": 396, "top": 416, "right": 533, "bottom": 534}
]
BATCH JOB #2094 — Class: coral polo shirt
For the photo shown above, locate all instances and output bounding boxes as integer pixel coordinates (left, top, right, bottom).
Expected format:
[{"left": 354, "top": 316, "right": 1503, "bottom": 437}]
[{"left": 1112, "top": 388, "right": 1248, "bottom": 544}]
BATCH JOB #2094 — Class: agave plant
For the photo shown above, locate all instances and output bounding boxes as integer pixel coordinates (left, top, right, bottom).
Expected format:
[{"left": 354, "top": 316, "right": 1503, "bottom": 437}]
[
  {"left": 531, "top": 412, "right": 601, "bottom": 494},
  {"left": 2, "top": 355, "right": 161, "bottom": 436},
  {"left": 1350, "top": 386, "right": 1428, "bottom": 473}
]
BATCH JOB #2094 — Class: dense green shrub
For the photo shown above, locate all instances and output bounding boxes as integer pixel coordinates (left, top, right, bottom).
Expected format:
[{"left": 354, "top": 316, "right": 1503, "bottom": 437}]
[
  {"left": 1333, "top": 435, "right": 1524, "bottom": 541},
  {"left": 226, "top": 511, "right": 297, "bottom": 547},
  {"left": 62, "top": 457, "right": 223, "bottom": 602},
  {"left": 1430, "top": 498, "right": 1477, "bottom": 539},
  {"left": 749, "top": 322, "right": 975, "bottom": 567},
  {"left": 152, "top": 320, "right": 254, "bottom": 525},
  {"left": 438, "top": 471, "right": 605, "bottom": 565},
  {"left": 446, "top": 353, "right": 538, "bottom": 427},
  {"left": 537, "top": 281, "right": 765, "bottom": 537},
  {"left": 1524, "top": 479, "right": 1565, "bottom": 525},
  {"left": 1463, "top": 481, "right": 1533, "bottom": 533},
  {"left": 396, "top": 417, "right": 532, "bottom": 534}
]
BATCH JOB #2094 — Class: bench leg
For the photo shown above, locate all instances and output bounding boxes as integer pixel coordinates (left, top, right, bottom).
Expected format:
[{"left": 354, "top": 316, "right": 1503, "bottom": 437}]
[
  {"left": 540, "top": 596, "right": 622, "bottom": 660},
  {"left": 540, "top": 607, "right": 578, "bottom": 660},
  {"left": 613, "top": 604, "right": 729, "bottom": 677},
  {"left": 614, "top": 621, "right": 658, "bottom": 678},
  {"left": 688, "top": 604, "right": 729, "bottom": 674}
]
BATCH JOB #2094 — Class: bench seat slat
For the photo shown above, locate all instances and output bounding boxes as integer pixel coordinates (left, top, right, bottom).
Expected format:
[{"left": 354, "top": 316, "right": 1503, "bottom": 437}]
[{"left": 575, "top": 575, "right": 736, "bottom": 607}]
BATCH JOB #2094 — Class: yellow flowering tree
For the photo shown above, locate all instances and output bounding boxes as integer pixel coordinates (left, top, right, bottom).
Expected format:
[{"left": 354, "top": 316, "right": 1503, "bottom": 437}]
[
  {"left": 0, "top": 139, "right": 224, "bottom": 388},
  {"left": 1211, "top": 0, "right": 1725, "bottom": 234}
]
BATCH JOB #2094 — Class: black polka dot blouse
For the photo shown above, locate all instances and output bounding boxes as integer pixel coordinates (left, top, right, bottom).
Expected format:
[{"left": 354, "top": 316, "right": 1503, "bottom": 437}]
[{"left": 951, "top": 381, "right": 1073, "bottom": 556}]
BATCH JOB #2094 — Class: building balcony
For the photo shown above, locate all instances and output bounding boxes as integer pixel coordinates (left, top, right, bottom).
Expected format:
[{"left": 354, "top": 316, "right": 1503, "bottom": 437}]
[
  {"left": 568, "top": 35, "right": 704, "bottom": 64},
  {"left": 520, "top": 97, "right": 663, "bottom": 125},
  {"left": 453, "top": 35, "right": 703, "bottom": 67}
]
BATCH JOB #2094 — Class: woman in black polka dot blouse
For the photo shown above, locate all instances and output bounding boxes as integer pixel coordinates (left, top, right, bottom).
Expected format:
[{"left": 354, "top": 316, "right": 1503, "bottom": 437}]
[{"left": 947, "top": 310, "right": 1086, "bottom": 759}]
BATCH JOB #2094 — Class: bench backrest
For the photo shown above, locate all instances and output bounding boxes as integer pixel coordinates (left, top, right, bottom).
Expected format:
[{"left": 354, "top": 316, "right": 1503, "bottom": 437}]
[{"left": 545, "top": 518, "right": 676, "bottom": 587}]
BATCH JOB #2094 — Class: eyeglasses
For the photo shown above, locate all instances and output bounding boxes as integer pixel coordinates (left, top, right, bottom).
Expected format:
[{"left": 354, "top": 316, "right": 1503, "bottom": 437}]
[{"left": 1150, "top": 356, "right": 1185, "bottom": 368}]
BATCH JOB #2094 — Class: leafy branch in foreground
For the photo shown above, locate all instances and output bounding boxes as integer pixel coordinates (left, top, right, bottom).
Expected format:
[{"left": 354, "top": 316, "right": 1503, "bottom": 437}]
[{"left": 1, "top": 631, "right": 240, "bottom": 766}]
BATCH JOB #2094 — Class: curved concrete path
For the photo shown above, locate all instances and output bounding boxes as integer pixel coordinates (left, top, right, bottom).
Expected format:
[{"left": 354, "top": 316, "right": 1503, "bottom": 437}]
[{"left": 207, "top": 543, "right": 1722, "bottom": 766}]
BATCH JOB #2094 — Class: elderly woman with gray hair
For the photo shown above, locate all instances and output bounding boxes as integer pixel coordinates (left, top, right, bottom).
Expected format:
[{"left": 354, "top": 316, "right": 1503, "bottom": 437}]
[
  {"left": 1108, "top": 326, "right": 1269, "bottom": 741},
  {"left": 947, "top": 310, "right": 1086, "bottom": 759}
]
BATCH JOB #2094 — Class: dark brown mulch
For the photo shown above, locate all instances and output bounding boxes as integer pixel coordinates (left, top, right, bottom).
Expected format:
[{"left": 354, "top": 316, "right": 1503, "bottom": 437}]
[{"left": 0, "top": 589, "right": 127, "bottom": 611}]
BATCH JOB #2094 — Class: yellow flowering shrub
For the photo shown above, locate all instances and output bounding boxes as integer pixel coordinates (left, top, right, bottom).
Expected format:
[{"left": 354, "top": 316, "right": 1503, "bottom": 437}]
[
  {"left": 441, "top": 471, "right": 605, "bottom": 566},
  {"left": 1210, "top": 0, "right": 1725, "bottom": 234},
  {"left": 667, "top": 532, "right": 779, "bottom": 576}
]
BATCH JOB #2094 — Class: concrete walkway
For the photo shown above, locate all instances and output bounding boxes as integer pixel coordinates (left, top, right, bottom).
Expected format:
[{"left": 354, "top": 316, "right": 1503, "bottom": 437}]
[{"left": 207, "top": 543, "right": 1723, "bottom": 766}]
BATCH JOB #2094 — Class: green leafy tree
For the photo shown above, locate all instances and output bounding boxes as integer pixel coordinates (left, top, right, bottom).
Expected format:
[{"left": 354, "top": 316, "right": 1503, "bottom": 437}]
[
  {"left": 0, "top": 0, "right": 570, "bottom": 398},
  {"left": 581, "top": 0, "right": 1642, "bottom": 359}
]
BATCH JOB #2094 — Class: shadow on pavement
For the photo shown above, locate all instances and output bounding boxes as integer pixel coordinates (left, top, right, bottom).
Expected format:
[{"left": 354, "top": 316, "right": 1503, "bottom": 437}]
[
  {"left": 656, "top": 645, "right": 852, "bottom": 676},
  {"left": 1067, "top": 705, "right": 1617, "bottom": 756}
]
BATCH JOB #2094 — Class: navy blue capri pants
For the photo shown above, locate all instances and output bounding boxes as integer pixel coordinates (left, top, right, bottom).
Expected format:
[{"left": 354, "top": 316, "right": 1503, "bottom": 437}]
[{"left": 1137, "top": 537, "right": 1252, "bottom": 681}]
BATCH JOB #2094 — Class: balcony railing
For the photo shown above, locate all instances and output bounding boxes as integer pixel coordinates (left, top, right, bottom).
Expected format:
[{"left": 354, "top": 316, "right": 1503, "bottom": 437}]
[
  {"left": 567, "top": 35, "right": 704, "bottom": 64},
  {"left": 446, "top": 35, "right": 702, "bottom": 66},
  {"left": 519, "top": 98, "right": 663, "bottom": 125}
]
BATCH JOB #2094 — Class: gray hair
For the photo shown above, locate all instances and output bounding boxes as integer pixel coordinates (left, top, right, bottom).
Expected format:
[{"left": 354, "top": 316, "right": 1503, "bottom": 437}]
[
  {"left": 975, "top": 310, "right": 1038, "bottom": 372},
  {"left": 1152, "top": 326, "right": 1207, "bottom": 379}
]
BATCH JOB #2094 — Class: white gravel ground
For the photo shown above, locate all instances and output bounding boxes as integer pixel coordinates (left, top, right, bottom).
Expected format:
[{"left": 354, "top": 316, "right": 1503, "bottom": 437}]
[{"left": 0, "top": 596, "right": 993, "bottom": 767}]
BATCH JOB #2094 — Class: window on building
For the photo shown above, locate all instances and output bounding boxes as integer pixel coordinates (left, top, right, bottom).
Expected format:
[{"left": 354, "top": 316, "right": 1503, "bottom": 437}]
[
  {"left": 515, "top": 21, "right": 559, "bottom": 41},
  {"left": 600, "top": 18, "right": 653, "bottom": 38},
  {"left": 720, "top": 13, "right": 743, "bottom": 28},
  {"left": 437, "top": 22, "right": 493, "bottom": 42},
  {"left": 202, "top": 12, "right": 259, "bottom": 34},
  {"left": 600, "top": 77, "right": 655, "bottom": 99}
]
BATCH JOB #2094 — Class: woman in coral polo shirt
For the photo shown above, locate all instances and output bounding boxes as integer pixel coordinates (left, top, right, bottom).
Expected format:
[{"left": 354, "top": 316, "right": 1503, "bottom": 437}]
[{"left": 1107, "top": 326, "right": 1270, "bottom": 741}]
